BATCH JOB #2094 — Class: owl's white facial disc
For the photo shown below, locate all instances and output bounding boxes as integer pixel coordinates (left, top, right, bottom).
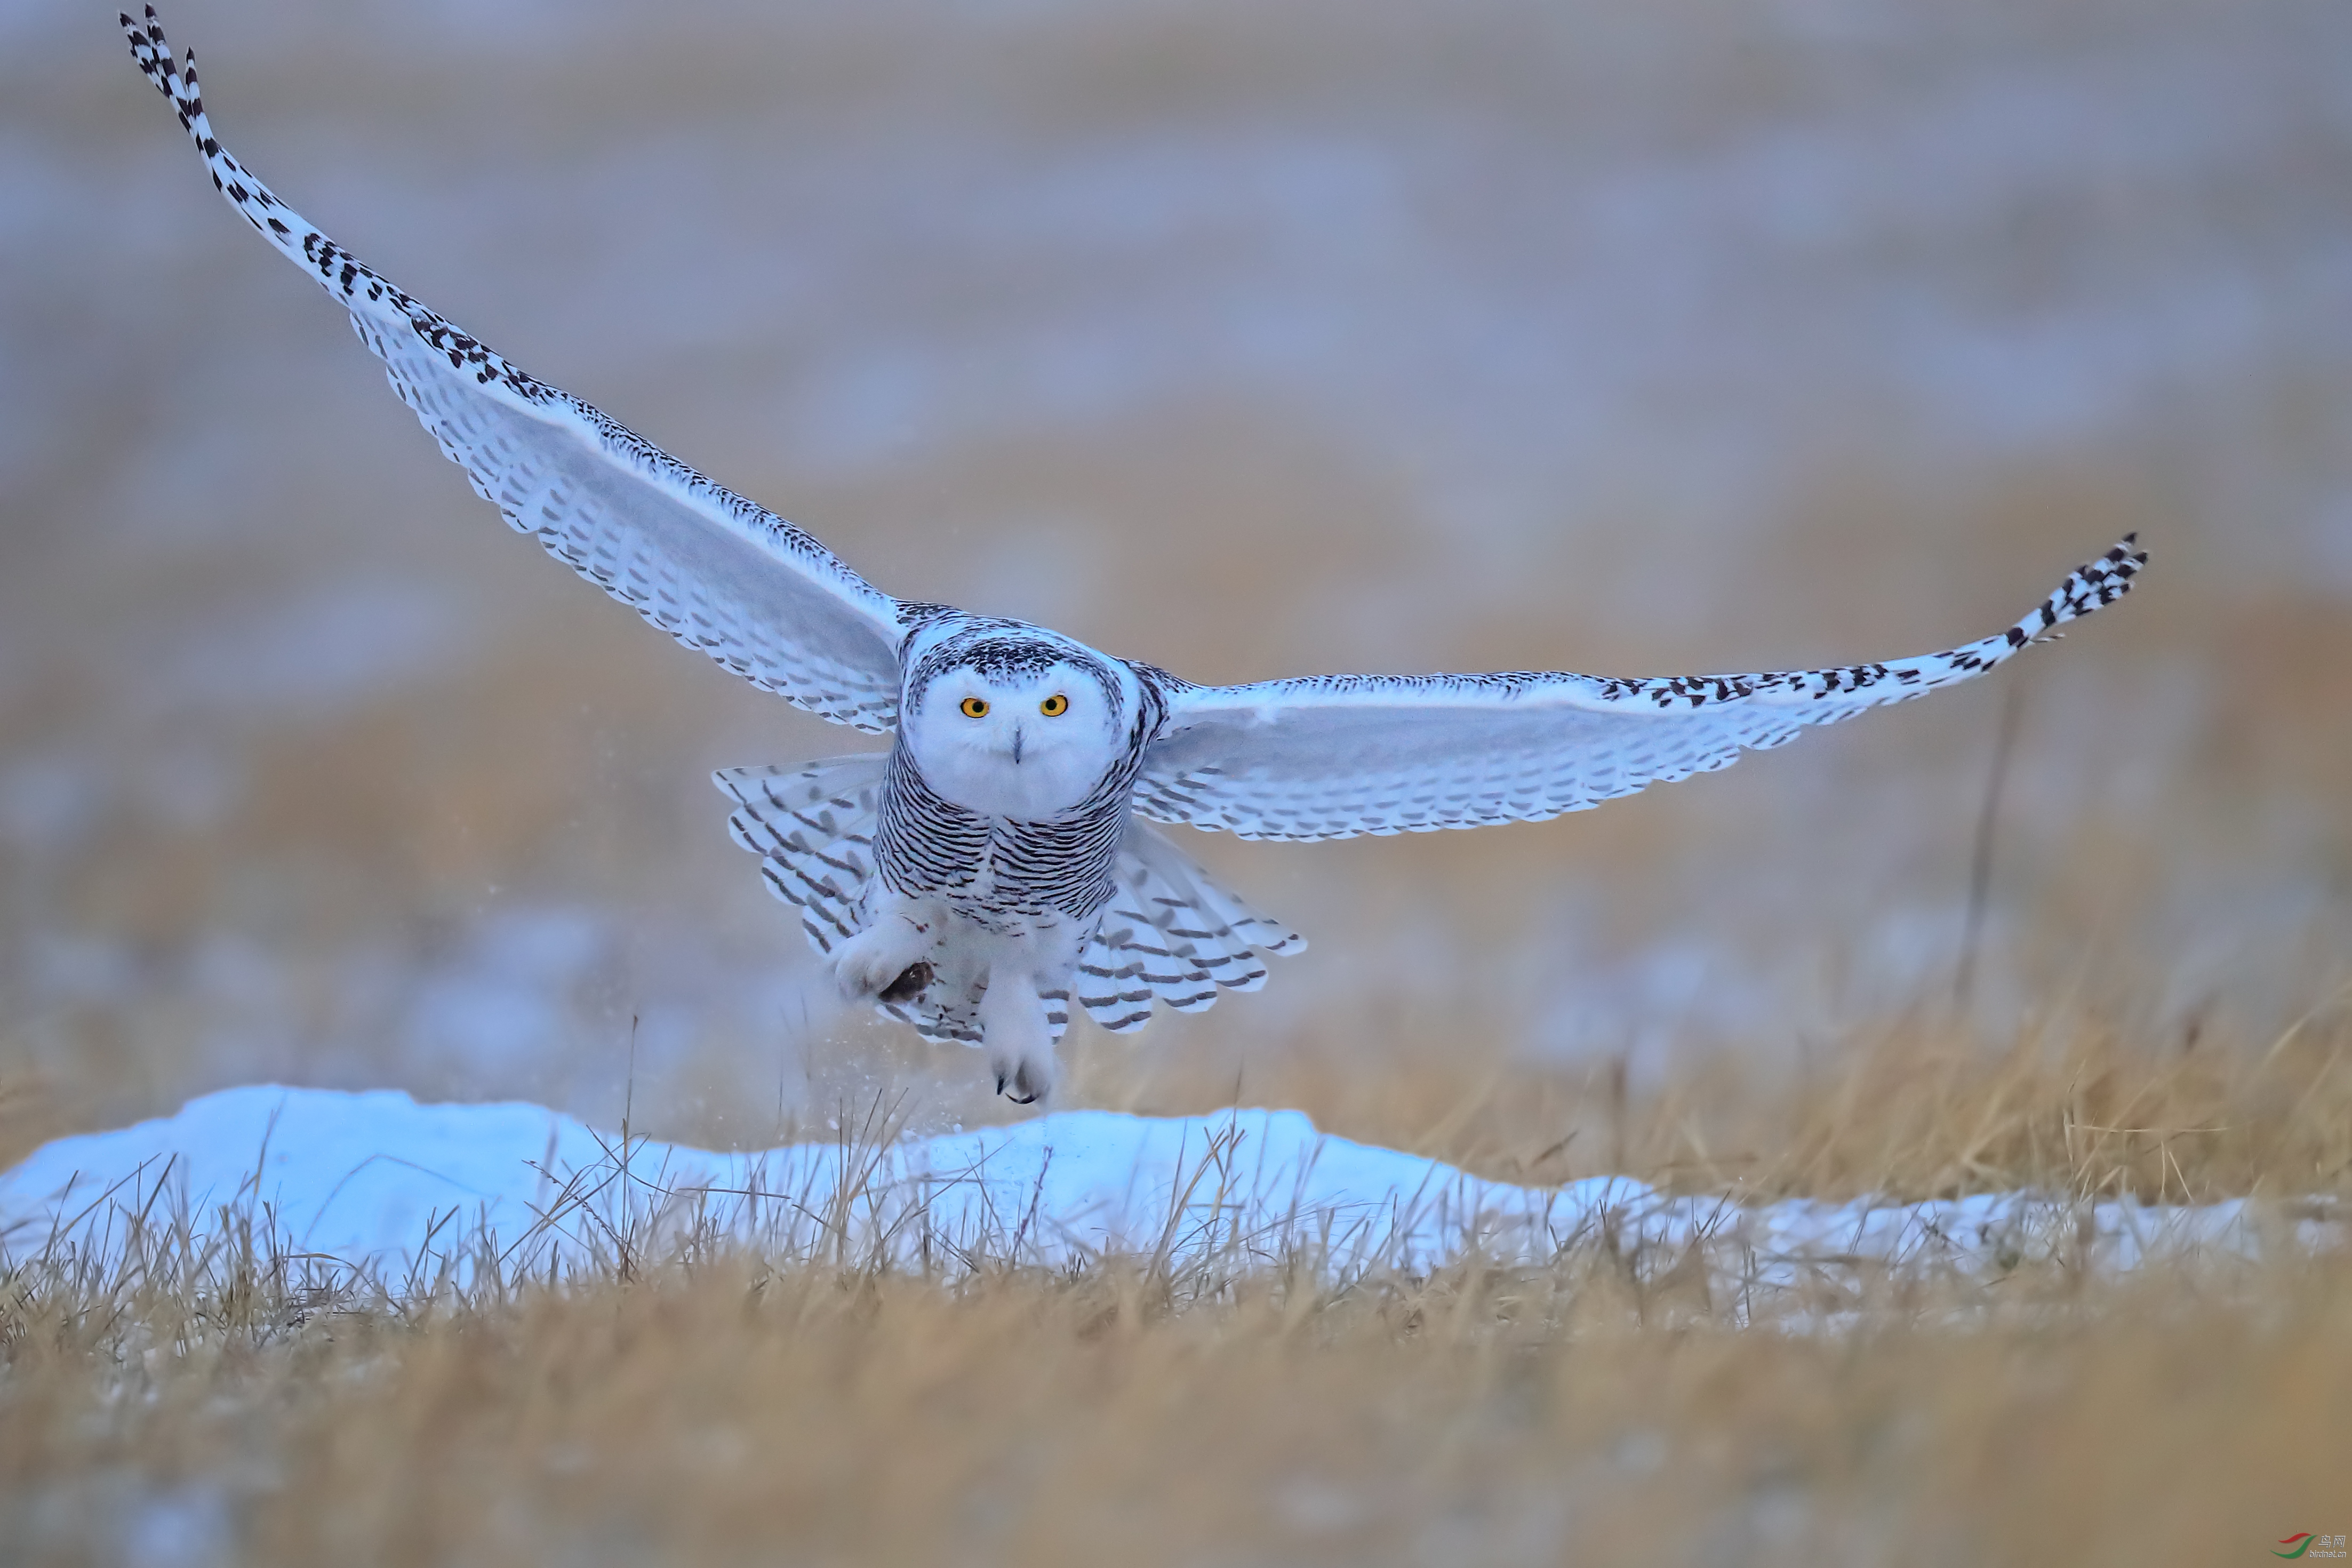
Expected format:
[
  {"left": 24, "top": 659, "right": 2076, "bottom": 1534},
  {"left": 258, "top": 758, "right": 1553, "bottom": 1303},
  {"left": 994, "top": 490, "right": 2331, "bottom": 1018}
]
[{"left": 903, "top": 659, "right": 1124, "bottom": 820}]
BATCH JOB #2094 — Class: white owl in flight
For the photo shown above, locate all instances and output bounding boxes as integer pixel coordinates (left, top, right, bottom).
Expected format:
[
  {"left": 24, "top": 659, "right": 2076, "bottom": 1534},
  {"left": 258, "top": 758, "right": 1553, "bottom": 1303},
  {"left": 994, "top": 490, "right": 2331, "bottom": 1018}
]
[{"left": 124, "top": 10, "right": 2145, "bottom": 1103}]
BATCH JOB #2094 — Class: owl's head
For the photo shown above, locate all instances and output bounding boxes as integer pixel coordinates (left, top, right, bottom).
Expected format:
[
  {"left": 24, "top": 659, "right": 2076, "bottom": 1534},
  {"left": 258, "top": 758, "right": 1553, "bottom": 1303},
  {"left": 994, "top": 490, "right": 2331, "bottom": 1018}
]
[{"left": 900, "top": 627, "right": 1131, "bottom": 819}]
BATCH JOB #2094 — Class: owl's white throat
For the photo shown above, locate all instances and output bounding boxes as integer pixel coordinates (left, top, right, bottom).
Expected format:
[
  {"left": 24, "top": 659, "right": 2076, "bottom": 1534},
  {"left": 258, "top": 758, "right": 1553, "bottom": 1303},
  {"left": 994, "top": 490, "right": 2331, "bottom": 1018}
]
[{"left": 913, "top": 729, "right": 1105, "bottom": 819}]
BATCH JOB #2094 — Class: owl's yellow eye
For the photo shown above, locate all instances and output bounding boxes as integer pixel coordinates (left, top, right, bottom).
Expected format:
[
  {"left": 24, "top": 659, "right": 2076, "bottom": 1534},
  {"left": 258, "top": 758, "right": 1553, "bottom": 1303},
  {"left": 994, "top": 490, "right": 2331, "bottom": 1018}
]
[
  {"left": 958, "top": 697, "right": 990, "bottom": 718},
  {"left": 1039, "top": 693, "right": 1069, "bottom": 717}
]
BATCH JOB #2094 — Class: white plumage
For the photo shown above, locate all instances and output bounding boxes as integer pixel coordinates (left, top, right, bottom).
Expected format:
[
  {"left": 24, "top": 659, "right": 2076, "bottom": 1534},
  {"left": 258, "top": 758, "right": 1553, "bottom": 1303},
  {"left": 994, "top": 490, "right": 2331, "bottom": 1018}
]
[{"left": 123, "top": 10, "right": 2146, "bottom": 1103}]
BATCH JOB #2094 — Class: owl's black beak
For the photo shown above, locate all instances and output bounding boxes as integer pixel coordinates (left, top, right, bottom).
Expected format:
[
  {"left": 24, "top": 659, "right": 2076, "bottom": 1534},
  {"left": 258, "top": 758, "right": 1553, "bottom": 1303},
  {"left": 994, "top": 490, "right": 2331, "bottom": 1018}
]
[{"left": 1011, "top": 726, "right": 1024, "bottom": 765}]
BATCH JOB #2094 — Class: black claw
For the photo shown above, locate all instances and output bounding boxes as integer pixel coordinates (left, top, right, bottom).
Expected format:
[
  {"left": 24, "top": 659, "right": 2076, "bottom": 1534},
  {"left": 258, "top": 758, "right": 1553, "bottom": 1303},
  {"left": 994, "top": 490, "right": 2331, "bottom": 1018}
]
[
  {"left": 1007, "top": 1090, "right": 1038, "bottom": 1106},
  {"left": 995, "top": 1073, "right": 1007, "bottom": 1095}
]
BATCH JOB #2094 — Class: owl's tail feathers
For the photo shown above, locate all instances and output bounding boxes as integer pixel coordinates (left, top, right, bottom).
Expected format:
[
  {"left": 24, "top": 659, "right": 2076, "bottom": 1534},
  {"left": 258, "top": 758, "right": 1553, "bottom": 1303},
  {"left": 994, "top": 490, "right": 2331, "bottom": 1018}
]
[
  {"left": 1077, "top": 822, "right": 1306, "bottom": 1035},
  {"left": 716, "top": 761, "right": 1305, "bottom": 1041},
  {"left": 718, "top": 755, "right": 986, "bottom": 1048},
  {"left": 714, "top": 755, "right": 889, "bottom": 957}
]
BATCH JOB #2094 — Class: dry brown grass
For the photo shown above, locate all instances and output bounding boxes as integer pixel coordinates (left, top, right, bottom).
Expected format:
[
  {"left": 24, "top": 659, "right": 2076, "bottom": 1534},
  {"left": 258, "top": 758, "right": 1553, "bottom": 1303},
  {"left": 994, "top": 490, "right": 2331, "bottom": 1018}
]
[
  {"left": 4, "top": 1006, "right": 2351, "bottom": 1566},
  {"left": 2, "top": 1218, "right": 2348, "bottom": 1566},
  {"left": 1058, "top": 991, "right": 2352, "bottom": 1205}
]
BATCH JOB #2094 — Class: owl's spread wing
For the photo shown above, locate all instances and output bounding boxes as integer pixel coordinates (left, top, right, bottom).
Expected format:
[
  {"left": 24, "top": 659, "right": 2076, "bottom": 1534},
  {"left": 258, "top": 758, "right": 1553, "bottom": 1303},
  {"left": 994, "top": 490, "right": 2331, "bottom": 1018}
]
[
  {"left": 123, "top": 10, "right": 907, "bottom": 732},
  {"left": 1137, "top": 538, "right": 2146, "bottom": 841}
]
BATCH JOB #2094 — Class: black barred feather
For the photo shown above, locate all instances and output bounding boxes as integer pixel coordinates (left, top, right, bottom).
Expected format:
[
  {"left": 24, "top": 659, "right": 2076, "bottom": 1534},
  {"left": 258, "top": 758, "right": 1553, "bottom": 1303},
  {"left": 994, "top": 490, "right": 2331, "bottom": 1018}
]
[
  {"left": 715, "top": 757, "right": 889, "bottom": 956},
  {"left": 1077, "top": 822, "right": 1303, "bottom": 1033},
  {"left": 716, "top": 757, "right": 1299, "bottom": 1043}
]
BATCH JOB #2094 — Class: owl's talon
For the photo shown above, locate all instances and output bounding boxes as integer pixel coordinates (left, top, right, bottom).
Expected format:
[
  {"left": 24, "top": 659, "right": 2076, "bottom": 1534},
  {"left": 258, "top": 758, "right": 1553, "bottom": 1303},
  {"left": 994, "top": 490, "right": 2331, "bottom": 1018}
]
[{"left": 989, "top": 1053, "right": 1052, "bottom": 1106}]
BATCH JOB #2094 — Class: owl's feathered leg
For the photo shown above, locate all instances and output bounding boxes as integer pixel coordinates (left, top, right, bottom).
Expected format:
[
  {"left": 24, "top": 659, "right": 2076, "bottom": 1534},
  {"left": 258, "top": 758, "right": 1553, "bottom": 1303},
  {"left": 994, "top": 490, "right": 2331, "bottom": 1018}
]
[
  {"left": 972, "top": 917, "right": 1087, "bottom": 1103},
  {"left": 978, "top": 964, "right": 1057, "bottom": 1105}
]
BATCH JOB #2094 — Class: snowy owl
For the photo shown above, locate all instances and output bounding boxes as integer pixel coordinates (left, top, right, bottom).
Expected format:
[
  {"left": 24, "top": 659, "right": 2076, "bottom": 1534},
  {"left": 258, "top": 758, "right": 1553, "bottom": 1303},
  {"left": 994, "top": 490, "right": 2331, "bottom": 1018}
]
[{"left": 124, "top": 11, "right": 2145, "bottom": 1103}]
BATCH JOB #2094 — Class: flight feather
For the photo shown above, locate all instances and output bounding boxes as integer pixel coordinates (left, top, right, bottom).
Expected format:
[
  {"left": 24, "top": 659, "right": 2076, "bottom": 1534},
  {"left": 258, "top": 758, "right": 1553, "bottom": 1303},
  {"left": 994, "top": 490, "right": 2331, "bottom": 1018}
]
[
  {"left": 120, "top": 7, "right": 908, "bottom": 732},
  {"left": 1135, "top": 538, "right": 2146, "bottom": 841}
]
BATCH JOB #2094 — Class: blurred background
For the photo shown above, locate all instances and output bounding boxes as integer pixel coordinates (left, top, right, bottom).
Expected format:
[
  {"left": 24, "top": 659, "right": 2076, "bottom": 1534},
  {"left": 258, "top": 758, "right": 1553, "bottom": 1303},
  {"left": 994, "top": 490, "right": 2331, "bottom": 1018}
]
[{"left": 3, "top": 0, "right": 2349, "bottom": 1149}]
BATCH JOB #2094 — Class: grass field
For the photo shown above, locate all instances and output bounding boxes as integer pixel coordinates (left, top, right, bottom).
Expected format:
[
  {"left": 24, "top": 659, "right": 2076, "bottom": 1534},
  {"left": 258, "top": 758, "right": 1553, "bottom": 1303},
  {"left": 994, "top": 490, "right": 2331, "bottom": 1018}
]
[
  {"left": 6, "top": 1245, "right": 2352, "bottom": 1566},
  {"left": 5, "top": 1004, "right": 2349, "bottom": 1566}
]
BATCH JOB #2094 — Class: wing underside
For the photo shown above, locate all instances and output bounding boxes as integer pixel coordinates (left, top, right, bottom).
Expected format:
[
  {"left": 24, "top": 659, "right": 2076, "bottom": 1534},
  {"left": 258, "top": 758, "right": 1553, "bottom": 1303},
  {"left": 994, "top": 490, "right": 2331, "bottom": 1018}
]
[
  {"left": 123, "top": 8, "right": 907, "bottom": 732},
  {"left": 1139, "top": 538, "right": 2146, "bottom": 841}
]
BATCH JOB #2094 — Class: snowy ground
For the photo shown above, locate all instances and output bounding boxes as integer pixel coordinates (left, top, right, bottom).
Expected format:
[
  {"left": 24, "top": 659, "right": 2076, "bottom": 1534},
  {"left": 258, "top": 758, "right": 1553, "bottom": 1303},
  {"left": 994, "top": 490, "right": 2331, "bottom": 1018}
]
[{"left": 2, "top": 1087, "right": 2337, "bottom": 1303}]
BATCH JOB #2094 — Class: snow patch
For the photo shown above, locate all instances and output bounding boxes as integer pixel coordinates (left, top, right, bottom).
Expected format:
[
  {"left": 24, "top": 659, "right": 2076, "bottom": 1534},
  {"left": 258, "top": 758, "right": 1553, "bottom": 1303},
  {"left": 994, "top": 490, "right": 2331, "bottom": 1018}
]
[{"left": 0, "top": 1086, "right": 2334, "bottom": 1296}]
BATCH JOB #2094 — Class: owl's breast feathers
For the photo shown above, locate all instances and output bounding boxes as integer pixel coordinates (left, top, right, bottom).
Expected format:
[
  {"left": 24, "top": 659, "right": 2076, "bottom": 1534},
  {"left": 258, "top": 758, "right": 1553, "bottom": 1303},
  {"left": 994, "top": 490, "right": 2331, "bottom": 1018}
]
[{"left": 874, "top": 737, "right": 1141, "bottom": 926}]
